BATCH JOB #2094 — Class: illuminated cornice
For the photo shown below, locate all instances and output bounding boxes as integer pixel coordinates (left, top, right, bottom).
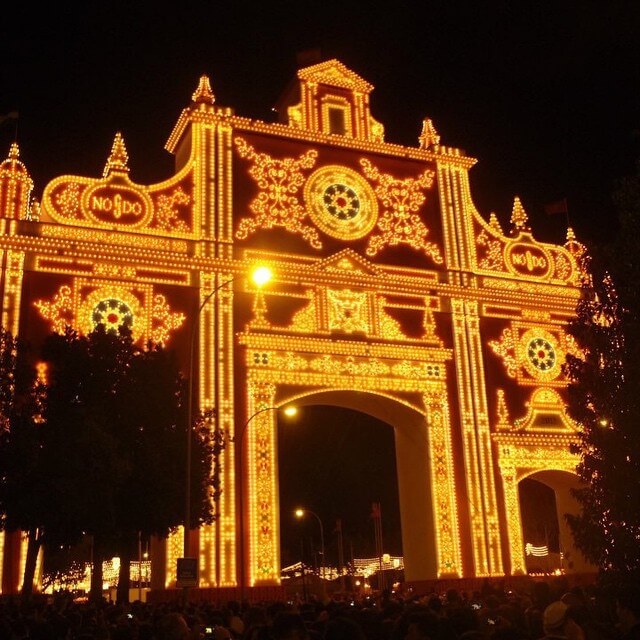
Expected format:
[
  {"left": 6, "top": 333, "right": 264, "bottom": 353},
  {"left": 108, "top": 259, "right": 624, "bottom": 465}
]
[{"left": 165, "top": 109, "right": 477, "bottom": 168}]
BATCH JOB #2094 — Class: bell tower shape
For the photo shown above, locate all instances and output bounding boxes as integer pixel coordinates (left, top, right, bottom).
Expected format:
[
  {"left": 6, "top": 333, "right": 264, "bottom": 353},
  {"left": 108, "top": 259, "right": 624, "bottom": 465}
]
[
  {"left": 276, "top": 59, "right": 385, "bottom": 142},
  {"left": 0, "top": 143, "right": 34, "bottom": 221}
]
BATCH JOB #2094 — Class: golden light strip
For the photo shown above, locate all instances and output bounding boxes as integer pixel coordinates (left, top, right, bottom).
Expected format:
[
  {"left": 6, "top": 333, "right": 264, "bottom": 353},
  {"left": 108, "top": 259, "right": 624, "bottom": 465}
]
[
  {"left": 437, "top": 165, "right": 461, "bottom": 271},
  {"left": 465, "top": 300, "right": 503, "bottom": 575},
  {"left": 0, "top": 532, "right": 4, "bottom": 593},
  {"left": 18, "top": 533, "right": 28, "bottom": 592},
  {"left": 424, "top": 388, "right": 462, "bottom": 576},
  {"left": 451, "top": 299, "right": 486, "bottom": 575},
  {"left": 165, "top": 527, "right": 182, "bottom": 587},
  {"left": 218, "top": 270, "right": 236, "bottom": 585},
  {"left": 246, "top": 382, "right": 279, "bottom": 585},
  {"left": 1, "top": 250, "right": 25, "bottom": 335}
]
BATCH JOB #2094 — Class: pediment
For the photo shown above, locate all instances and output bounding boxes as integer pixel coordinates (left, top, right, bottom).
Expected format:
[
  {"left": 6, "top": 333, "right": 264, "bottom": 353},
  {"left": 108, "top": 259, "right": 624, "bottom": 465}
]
[
  {"left": 316, "top": 249, "right": 383, "bottom": 276},
  {"left": 513, "top": 388, "right": 579, "bottom": 434},
  {"left": 297, "top": 59, "right": 373, "bottom": 93}
]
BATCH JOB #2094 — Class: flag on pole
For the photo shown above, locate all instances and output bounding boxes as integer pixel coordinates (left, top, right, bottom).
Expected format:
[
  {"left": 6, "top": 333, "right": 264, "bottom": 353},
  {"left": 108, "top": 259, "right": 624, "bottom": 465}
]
[
  {"left": 544, "top": 197, "right": 568, "bottom": 215},
  {"left": 0, "top": 111, "right": 19, "bottom": 125}
]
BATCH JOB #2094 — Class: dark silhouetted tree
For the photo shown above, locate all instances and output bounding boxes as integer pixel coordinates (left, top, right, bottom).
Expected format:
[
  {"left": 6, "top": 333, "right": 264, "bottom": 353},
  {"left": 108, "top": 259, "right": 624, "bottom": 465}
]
[
  {"left": 564, "top": 158, "right": 640, "bottom": 587},
  {"left": 0, "top": 326, "right": 45, "bottom": 600},
  {"left": 37, "top": 325, "right": 131, "bottom": 601},
  {"left": 37, "top": 324, "right": 220, "bottom": 603},
  {"left": 111, "top": 341, "right": 220, "bottom": 604},
  {"left": 1, "top": 322, "right": 222, "bottom": 602}
]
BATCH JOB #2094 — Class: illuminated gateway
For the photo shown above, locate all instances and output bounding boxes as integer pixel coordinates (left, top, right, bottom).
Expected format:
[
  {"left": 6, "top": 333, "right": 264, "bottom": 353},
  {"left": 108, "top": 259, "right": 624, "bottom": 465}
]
[{"left": 0, "top": 59, "right": 593, "bottom": 596}]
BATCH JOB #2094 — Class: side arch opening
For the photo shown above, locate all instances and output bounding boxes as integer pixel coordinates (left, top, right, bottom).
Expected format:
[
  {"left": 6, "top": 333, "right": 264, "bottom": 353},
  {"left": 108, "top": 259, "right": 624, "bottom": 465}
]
[{"left": 519, "top": 469, "right": 595, "bottom": 576}]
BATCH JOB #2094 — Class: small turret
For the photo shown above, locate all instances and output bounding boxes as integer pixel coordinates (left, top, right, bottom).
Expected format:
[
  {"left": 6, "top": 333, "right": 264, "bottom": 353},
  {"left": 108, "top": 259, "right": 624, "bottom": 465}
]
[
  {"left": 488, "top": 212, "right": 503, "bottom": 235},
  {"left": 418, "top": 118, "right": 441, "bottom": 150},
  {"left": 509, "top": 196, "right": 530, "bottom": 235},
  {"left": 564, "top": 226, "right": 591, "bottom": 285},
  {"left": 191, "top": 75, "right": 215, "bottom": 106},
  {"left": 0, "top": 143, "right": 34, "bottom": 220},
  {"left": 103, "top": 132, "right": 130, "bottom": 178}
]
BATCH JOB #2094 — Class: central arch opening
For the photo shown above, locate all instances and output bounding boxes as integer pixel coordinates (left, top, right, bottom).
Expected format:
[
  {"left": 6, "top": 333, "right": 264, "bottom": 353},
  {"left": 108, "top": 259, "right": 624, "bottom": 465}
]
[
  {"left": 278, "top": 405, "right": 402, "bottom": 573},
  {"left": 272, "top": 389, "right": 439, "bottom": 590}
]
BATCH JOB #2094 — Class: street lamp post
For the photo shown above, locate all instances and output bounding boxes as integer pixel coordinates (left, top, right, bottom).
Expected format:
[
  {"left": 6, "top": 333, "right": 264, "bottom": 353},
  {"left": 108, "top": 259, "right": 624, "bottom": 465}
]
[
  {"left": 235, "top": 404, "right": 297, "bottom": 603},
  {"left": 137, "top": 531, "right": 142, "bottom": 602},
  {"left": 183, "top": 266, "right": 272, "bottom": 583},
  {"left": 295, "top": 508, "right": 326, "bottom": 600}
]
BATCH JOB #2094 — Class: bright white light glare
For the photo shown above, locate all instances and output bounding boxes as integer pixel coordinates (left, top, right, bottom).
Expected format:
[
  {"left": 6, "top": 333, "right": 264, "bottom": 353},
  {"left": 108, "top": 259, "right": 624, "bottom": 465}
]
[{"left": 252, "top": 266, "right": 272, "bottom": 287}]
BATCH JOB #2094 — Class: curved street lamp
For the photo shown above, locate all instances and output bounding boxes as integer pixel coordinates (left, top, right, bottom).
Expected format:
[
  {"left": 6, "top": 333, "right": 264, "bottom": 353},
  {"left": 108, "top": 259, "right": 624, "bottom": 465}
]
[
  {"left": 295, "top": 507, "right": 326, "bottom": 599},
  {"left": 236, "top": 404, "right": 298, "bottom": 601},
  {"left": 183, "top": 266, "right": 273, "bottom": 565}
]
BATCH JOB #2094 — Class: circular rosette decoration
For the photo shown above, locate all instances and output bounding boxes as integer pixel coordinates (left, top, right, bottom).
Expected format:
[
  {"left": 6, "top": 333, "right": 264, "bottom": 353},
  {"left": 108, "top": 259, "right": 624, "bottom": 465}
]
[
  {"left": 91, "top": 298, "right": 134, "bottom": 334},
  {"left": 78, "top": 287, "right": 142, "bottom": 340},
  {"left": 520, "top": 328, "right": 562, "bottom": 381},
  {"left": 304, "top": 165, "right": 378, "bottom": 240}
]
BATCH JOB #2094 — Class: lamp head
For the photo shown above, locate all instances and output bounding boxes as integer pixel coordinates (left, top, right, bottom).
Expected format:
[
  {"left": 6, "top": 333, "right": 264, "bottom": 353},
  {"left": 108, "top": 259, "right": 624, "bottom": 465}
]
[
  {"left": 294, "top": 508, "right": 304, "bottom": 518},
  {"left": 282, "top": 405, "right": 298, "bottom": 417},
  {"left": 251, "top": 266, "right": 272, "bottom": 287}
]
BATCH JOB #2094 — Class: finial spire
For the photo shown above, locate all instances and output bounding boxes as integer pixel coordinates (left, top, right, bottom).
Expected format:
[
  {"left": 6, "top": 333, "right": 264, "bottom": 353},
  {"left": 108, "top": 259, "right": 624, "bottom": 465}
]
[
  {"left": 103, "top": 132, "right": 129, "bottom": 178},
  {"left": 192, "top": 75, "right": 215, "bottom": 105},
  {"left": 510, "top": 196, "right": 529, "bottom": 233},
  {"left": 418, "top": 118, "right": 440, "bottom": 149},
  {"left": 496, "top": 389, "right": 511, "bottom": 430},
  {"left": 488, "top": 212, "right": 503, "bottom": 234},
  {"left": 8, "top": 143, "right": 19, "bottom": 161},
  {"left": 565, "top": 226, "right": 591, "bottom": 284}
]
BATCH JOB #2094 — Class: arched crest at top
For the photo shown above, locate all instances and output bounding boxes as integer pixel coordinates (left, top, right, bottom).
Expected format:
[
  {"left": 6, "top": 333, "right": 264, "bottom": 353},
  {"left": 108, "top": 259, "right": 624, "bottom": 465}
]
[
  {"left": 473, "top": 197, "right": 583, "bottom": 286},
  {"left": 281, "top": 59, "right": 384, "bottom": 142},
  {"left": 296, "top": 59, "right": 374, "bottom": 93}
]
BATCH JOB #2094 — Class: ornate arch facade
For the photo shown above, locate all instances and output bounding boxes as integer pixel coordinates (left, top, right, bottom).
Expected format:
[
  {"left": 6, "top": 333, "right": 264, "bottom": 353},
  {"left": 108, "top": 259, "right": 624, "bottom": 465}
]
[{"left": 0, "top": 60, "right": 592, "bottom": 595}]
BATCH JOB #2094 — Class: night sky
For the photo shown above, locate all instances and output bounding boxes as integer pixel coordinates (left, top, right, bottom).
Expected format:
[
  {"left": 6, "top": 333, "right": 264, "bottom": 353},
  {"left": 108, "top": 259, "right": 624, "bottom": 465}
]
[
  {"left": 2, "top": 3, "right": 639, "bottom": 246},
  {"left": 2, "top": 3, "right": 639, "bottom": 567}
]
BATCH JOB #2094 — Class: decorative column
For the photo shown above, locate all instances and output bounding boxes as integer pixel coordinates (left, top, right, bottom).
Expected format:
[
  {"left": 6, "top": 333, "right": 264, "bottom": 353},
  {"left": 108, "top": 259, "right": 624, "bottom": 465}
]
[
  {"left": 423, "top": 387, "right": 462, "bottom": 577},
  {"left": 246, "top": 381, "right": 279, "bottom": 586},
  {"left": 498, "top": 458, "right": 527, "bottom": 575},
  {"left": 451, "top": 299, "right": 504, "bottom": 577}
]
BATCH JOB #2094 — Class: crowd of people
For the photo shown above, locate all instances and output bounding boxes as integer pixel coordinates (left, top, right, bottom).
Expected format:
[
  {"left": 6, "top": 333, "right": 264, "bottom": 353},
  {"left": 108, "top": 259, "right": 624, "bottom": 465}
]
[{"left": 0, "top": 579, "right": 638, "bottom": 640}]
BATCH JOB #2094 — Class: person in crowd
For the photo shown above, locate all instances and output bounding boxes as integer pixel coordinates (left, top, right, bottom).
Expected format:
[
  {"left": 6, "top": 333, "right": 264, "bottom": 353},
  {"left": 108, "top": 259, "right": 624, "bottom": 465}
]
[
  {"left": 540, "top": 601, "right": 585, "bottom": 640},
  {"left": 562, "top": 589, "right": 615, "bottom": 640},
  {"left": 615, "top": 586, "right": 640, "bottom": 640},
  {"left": 404, "top": 609, "right": 441, "bottom": 640},
  {"left": 1, "top": 578, "right": 637, "bottom": 640},
  {"left": 270, "top": 611, "right": 311, "bottom": 640},
  {"left": 240, "top": 605, "right": 270, "bottom": 640},
  {"left": 156, "top": 612, "right": 191, "bottom": 640},
  {"left": 322, "top": 615, "right": 366, "bottom": 640},
  {"left": 526, "top": 583, "right": 554, "bottom": 640},
  {"left": 477, "top": 595, "right": 505, "bottom": 637}
]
